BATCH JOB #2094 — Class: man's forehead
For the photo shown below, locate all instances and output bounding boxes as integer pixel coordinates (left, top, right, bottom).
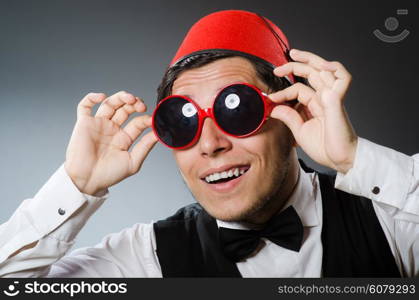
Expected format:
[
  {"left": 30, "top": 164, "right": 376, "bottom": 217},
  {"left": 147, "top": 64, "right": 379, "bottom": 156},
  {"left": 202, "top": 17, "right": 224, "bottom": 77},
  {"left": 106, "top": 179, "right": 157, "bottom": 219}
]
[{"left": 172, "top": 57, "right": 264, "bottom": 95}]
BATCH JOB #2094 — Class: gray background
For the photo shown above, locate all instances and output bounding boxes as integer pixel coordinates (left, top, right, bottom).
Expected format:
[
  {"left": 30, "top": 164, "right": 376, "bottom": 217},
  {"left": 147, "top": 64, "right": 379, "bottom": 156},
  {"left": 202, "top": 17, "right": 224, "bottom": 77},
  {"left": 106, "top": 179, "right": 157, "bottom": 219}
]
[{"left": 1, "top": 0, "right": 418, "bottom": 249}]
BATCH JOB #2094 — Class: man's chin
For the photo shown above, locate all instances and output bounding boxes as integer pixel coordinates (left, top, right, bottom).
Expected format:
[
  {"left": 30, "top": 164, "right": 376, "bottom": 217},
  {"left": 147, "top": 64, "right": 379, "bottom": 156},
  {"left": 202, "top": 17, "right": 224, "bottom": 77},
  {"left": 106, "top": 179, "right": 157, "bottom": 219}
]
[{"left": 198, "top": 198, "right": 261, "bottom": 223}]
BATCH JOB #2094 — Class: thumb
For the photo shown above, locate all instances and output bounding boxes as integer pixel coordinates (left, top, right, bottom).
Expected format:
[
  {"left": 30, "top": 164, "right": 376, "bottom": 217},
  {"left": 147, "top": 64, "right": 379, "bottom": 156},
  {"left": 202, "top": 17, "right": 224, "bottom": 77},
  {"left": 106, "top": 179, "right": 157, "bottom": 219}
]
[
  {"left": 270, "top": 105, "right": 304, "bottom": 139},
  {"left": 129, "top": 131, "right": 158, "bottom": 174}
]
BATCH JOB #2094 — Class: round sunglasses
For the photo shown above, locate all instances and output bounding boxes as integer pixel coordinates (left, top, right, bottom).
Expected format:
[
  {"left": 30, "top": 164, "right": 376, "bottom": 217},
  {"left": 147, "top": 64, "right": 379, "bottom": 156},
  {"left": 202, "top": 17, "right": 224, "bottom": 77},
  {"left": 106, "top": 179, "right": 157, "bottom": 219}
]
[{"left": 152, "top": 82, "right": 283, "bottom": 149}]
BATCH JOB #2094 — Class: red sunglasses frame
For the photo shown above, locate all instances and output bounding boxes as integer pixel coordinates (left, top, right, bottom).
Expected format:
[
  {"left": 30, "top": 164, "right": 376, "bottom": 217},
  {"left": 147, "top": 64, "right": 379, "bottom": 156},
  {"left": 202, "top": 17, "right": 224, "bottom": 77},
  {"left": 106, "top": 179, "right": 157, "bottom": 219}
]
[{"left": 152, "top": 82, "right": 277, "bottom": 150}]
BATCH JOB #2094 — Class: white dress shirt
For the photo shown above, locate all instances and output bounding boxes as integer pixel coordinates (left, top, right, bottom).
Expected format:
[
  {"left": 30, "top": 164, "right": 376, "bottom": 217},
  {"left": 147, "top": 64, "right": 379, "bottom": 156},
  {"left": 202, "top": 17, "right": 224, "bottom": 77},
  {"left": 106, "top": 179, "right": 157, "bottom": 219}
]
[{"left": 0, "top": 137, "right": 418, "bottom": 277}]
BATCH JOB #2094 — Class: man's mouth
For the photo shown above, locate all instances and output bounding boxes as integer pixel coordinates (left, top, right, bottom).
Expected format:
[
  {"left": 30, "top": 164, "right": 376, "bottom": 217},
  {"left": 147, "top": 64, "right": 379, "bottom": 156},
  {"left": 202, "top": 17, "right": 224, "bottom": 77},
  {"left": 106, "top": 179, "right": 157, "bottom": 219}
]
[{"left": 200, "top": 165, "right": 250, "bottom": 185}]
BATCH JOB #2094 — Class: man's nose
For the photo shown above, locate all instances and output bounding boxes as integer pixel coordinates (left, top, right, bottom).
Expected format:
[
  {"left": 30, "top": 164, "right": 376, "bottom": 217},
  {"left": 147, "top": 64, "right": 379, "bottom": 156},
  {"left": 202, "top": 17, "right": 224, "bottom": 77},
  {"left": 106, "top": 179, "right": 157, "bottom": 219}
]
[{"left": 198, "top": 118, "right": 232, "bottom": 157}]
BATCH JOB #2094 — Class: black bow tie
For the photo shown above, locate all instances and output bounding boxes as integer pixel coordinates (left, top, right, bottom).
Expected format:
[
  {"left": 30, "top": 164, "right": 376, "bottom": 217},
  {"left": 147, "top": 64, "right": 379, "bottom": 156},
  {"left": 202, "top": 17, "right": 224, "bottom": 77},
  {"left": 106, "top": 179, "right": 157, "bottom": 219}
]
[{"left": 218, "top": 206, "right": 304, "bottom": 262}]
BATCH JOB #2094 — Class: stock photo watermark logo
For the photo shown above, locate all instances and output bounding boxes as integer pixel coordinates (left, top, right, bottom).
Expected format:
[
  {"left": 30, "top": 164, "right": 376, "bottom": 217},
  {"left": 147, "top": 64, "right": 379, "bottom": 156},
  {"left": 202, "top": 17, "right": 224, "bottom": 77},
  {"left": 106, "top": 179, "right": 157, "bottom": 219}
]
[
  {"left": 373, "top": 9, "right": 410, "bottom": 43},
  {"left": 2, "top": 280, "right": 128, "bottom": 297},
  {"left": 3, "top": 281, "right": 20, "bottom": 297}
]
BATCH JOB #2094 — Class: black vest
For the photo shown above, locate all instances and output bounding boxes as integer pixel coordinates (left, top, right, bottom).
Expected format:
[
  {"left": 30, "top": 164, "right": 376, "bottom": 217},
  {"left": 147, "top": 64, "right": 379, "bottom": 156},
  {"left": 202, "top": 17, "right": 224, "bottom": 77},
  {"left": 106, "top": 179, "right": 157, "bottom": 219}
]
[{"left": 153, "top": 163, "right": 401, "bottom": 277}]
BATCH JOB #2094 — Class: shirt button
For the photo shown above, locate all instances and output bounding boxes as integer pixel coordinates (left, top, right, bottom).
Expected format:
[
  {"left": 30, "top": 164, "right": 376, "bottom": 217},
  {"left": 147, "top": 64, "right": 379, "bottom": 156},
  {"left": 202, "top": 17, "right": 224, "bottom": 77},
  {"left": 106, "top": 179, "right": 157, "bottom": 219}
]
[
  {"left": 372, "top": 186, "right": 380, "bottom": 195},
  {"left": 58, "top": 208, "right": 66, "bottom": 215}
]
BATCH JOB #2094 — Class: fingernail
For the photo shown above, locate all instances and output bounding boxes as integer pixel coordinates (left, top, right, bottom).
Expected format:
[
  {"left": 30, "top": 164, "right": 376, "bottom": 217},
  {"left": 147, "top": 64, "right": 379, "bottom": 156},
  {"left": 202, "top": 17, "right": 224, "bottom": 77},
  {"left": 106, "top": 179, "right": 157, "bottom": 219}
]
[
  {"left": 290, "top": 49, "right": 299, "bottom": 55},
  {"left": 274, "top": 66, "right": 283, "bottom": 72},
  {"left": 123, "top": 93, "right": 134, "bottom": 100},
  {"left": 136, "top": 101, "right": 146, "bottom": 110}
]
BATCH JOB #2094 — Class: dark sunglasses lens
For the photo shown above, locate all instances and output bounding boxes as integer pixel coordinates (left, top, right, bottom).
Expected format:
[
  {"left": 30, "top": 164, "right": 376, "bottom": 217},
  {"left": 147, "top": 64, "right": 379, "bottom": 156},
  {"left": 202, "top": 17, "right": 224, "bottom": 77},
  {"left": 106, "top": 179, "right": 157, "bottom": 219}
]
[
  {"left": 154, "top": 97, "right": 199, "bottom": 148},
  {"left": 214, "top": 84, "right": 265, "bottom": 136}
]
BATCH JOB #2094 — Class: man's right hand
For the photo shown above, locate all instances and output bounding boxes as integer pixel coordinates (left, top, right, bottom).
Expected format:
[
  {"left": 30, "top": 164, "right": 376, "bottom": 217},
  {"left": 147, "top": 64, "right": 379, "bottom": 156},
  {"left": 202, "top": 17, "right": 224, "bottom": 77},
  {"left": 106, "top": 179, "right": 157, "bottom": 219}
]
[{"left": 64, "top": 91, "right": 158, "bottom": 196}]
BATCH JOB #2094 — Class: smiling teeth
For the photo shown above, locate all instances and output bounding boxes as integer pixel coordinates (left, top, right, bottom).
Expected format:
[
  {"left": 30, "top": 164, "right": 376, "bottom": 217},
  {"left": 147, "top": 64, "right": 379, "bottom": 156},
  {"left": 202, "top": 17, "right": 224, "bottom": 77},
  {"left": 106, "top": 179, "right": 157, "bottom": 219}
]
[{"left": 205, "top": 167, "right": 245, "bottom": 183}]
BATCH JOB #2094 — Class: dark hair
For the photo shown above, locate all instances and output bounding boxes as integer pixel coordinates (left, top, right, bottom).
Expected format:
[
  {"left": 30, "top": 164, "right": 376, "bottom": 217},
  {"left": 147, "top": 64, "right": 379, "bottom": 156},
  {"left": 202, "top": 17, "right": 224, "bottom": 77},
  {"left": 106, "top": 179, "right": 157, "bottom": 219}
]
[{"left": 156, "top": 51, "right": 291, "bottom": 104}]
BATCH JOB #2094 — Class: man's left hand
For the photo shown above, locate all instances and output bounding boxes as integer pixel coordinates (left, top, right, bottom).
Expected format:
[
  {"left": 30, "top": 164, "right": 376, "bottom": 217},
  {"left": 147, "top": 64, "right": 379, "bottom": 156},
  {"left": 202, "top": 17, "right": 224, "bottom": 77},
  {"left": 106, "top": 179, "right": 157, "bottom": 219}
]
[{"left": 268, "top": 49, "right": 358, "bottom": 174}]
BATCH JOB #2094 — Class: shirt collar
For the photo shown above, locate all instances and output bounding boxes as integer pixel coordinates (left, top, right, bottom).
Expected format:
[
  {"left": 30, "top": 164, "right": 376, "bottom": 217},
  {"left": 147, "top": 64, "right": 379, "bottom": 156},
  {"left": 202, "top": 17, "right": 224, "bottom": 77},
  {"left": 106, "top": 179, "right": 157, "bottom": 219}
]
[{"left": 216, "top": 165, "right": 320, "bottom": 230}]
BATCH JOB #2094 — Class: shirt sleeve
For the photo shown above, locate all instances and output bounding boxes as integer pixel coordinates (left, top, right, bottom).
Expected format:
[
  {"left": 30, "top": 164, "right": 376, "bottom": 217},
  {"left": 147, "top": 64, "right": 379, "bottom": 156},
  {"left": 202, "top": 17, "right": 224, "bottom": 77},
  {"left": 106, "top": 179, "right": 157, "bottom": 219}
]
[
  {"left": 47, "top": 222, "right": 162, "bottom": 277},
  {"left": 334, "top": 137, "right": 419, "bottom": 276},
  {"left": 0, "top": 163, "right": 108, "bottom": 277}
]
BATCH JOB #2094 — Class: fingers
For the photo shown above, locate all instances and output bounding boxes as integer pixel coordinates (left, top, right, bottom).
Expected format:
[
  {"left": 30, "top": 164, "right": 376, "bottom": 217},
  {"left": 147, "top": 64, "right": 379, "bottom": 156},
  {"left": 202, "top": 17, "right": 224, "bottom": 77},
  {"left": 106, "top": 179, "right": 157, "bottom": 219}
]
[
  {"left": 123, "top": 114, "right": 153, "bottom": 143},
  {"left": 319, "top": 70, "right": 336, "bottom": 88},
  {"left": 322, "top": 61, "right": 351, "bottom": 79},
  {"left": 269, "top": 71, "right": 319, "bottom": 135},
  {"left": 111, "top": 97, "right": 147, "bottom": 126},
  {"left": 77, "top": 93, "right": 107, "bottom": 118},
  {"left": 289, "top": 49, "right": 336, "bottom": 84},
  {"left": 77, "top": 91, "right": 148, "bottom": 124},
  {"left": 289, "top": 49, "right": 328, "bottom": 70},
  {"left": 274, "top": 62, "right": 324, "bottom": 91},
  {"left": 269, "top": 83, "right": 325, "bottom": 118},
  {"left": 95, "top": 91, "right": 137, "bottom": 119},
  {"left": 275, "top": 49, "right": 352, "bottom": 93},
  {"left": 129, "top": 131, "right": 158, "bottom": 173},
  {"left": 322, "top": 61, "right": 352, "bottom": 96},
  {"left": 268, "top": 82, "right": 316, "bottom": 106},
  {"left": 270, "top": 105, "right": 304, "bottom": 139}
]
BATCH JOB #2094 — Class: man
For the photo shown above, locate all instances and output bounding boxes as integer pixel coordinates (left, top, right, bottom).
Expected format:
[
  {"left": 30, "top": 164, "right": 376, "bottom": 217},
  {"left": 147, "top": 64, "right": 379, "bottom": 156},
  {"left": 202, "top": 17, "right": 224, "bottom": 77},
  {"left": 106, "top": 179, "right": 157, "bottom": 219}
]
[{"left": 0, "top": 10, "right": 418, "bottom": 277}]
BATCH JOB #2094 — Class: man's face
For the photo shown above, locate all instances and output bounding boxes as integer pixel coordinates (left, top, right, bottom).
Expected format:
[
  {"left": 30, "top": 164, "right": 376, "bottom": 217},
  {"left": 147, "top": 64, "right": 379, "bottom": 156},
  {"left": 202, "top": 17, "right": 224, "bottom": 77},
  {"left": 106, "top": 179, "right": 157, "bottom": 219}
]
[{"left": 171, "top": 57, "right": 295, "bottom": 222}]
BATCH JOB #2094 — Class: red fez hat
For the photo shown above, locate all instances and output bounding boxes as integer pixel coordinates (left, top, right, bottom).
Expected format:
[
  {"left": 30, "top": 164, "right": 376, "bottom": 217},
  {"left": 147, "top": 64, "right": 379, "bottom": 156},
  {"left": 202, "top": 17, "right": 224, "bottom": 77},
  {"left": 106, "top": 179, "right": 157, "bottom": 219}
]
[{"left": 170, "top": 10, "right": 293, "bottom": 81}]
